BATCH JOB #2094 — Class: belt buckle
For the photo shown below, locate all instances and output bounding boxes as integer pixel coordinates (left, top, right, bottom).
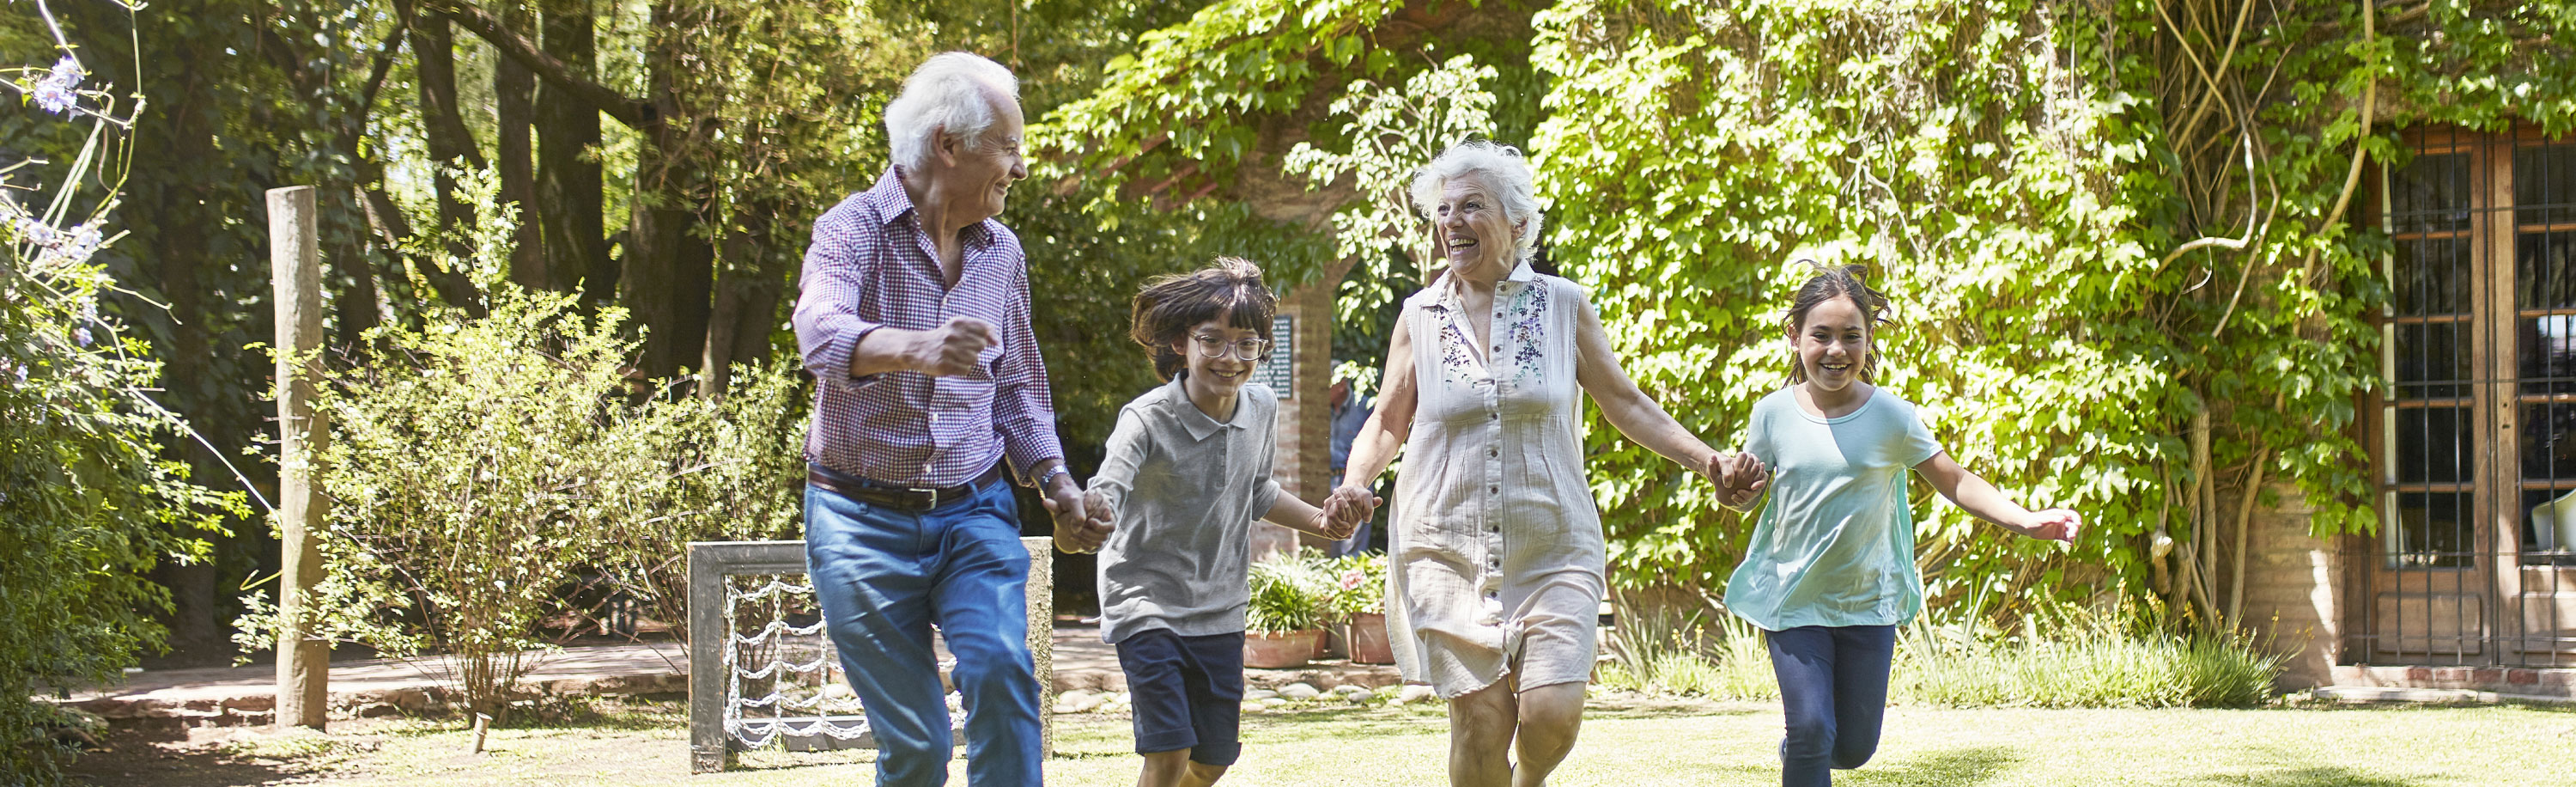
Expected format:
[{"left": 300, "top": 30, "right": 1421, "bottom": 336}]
[{"left": 913, "top": 485, "right": 941, "bottom": 509}]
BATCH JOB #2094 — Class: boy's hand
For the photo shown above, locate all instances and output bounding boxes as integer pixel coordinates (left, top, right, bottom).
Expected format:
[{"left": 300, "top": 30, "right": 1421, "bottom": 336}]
[
  {"left": 2020, "top": 508, "right": 2082, "bottom": 543},
  {"left": 1041, "top": 486, "right": 1112, "bottom": 553},
  {"left": 1326, "top": 484, "right": 1381, "bottom": 534},
  {"left": 1313, "top": 500, "right": 1358, "bottom": 540}
]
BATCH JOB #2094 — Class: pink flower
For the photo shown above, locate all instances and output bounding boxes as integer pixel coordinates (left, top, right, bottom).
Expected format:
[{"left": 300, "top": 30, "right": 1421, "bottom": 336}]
[{"left": 1339, "top": 570, "right": 1365, "bottom": 591}]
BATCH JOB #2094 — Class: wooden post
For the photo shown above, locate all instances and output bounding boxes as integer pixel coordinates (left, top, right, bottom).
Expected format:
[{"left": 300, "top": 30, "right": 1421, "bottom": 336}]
[{"left": 269, "top": 186, "right": 331, "bottom": 729}]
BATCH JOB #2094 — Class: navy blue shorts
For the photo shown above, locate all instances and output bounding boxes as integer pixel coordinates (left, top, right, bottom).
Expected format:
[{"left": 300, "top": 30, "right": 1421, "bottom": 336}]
[{"left": 1114, "top": 628, "right": 1246, "bottom": 765}]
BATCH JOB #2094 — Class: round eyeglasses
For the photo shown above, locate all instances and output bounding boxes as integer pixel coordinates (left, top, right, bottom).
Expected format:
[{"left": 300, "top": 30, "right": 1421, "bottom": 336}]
[{"left": 1192, "top": 334, "right": 1273, "bottom": 362}]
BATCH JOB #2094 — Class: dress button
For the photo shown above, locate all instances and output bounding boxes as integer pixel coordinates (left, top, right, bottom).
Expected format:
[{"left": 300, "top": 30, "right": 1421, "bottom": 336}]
[
  {"left": 1489, "top": 448, "right": 1498, "bottom": 458},
  {"left": 1489, "top": 486, "right": 1498, "bottom": 494},
  {"left": 1488, "top": 526, "right": 1499, "bottom": 533}
]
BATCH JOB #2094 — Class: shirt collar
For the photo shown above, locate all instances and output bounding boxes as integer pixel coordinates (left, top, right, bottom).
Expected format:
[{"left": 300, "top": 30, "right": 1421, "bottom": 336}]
[
  {"left": 1166, "top": 372, "right": 1240, "bottom": 442},
  {"left": 864, "top": 165, "right": 996, "bottom": 248},
  {"left": 1429, "top": 259, "right": 1539, "bottom": 312}
]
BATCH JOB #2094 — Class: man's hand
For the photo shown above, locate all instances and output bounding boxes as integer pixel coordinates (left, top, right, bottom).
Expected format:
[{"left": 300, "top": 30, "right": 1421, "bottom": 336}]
[
  {"left": 1040, "top": 479, "right": 1110, "bottom": 553},
  {"left": 910, "top": 316, "right": 995, "bottom": 377}
]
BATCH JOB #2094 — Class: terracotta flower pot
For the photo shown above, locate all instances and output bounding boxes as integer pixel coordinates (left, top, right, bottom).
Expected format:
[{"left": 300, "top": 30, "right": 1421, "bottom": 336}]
[
  {"left": 1243, "top": 629, "right": 1323, "bottom": 669},
  {"left": 1346, "top": 612, "right": 1395, "bottom": 665}
]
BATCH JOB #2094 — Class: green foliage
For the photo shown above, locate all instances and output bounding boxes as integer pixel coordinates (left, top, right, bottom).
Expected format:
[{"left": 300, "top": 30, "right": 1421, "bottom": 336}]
[
  {"left": 1245, "top": 551, "right": 1339, "bottom": 633},
  {"left": 233, "top": 181, "right": 805, "bottom": 717},
  {"left": 1533, "top": 0, "right": 2172, "bottom": 611},
  {"left": 1322, "top": 552, "right": 1388, "bottom": 616},
  {"left": 1600, "top": 597, "right": 2281, "bottom": 707},
  {"left": 0, "top": 3, "right": 239, "bottom": 782}
]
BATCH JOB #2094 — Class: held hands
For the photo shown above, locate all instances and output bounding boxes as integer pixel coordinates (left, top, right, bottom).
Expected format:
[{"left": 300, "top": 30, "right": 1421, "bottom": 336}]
[
  {"left": 911, "top": 316, "right": 996, "bottom": 377},
  {"left": 1321, "top": 484, "right": 1381, "bottom": 540},
  {"left": 2017, "top": 508, "right": 2083, "bottom": 543},
  {"left": 1039, "top": 482, "right": 1113, "bottom": 553},
  {"left": 1708, "top": 451, "right": 1770, "bottom": 509}
]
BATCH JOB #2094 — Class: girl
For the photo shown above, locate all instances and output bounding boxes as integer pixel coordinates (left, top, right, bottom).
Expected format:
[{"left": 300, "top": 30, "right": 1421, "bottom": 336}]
[
  {"left": 1079, "top": 258, "right": 1359, "bottom": 787},
  {"left": 1715, "top": 261, "right": 2081, "bottom": 787}
]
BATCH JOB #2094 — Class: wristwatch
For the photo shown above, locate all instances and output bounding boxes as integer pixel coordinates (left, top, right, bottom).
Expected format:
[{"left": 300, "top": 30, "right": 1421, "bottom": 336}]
[{"left": 1036, "top": 463, "right": 1072, "bottom": 491}]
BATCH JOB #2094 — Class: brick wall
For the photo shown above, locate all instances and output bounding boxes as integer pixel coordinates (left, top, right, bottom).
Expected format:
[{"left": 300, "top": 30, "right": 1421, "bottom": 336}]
[
  {"left": 1251, "top": 283, "right": 1334, "bottom": 560},
  {"left": 2233, "top": 484, "right": 2343, "bottom": 689}
]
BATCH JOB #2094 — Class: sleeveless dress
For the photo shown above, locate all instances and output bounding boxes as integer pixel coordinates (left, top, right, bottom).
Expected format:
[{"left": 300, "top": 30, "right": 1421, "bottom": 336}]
[{"left": 1387, "top": 261, "right": 1607, "bottom": 698}]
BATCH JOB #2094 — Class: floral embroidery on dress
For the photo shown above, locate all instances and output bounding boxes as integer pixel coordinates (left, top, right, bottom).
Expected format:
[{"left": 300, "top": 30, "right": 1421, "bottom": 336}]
[
  {"left": 1500, "top": 281, "right": 1550, "bottom": 385},
  {"left": 1423, "top": 299, "right": 1480, "bottom": 387}
]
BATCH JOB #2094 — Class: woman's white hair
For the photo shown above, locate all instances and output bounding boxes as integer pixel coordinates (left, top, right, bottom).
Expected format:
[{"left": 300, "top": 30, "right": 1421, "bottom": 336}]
[
  {"left": 1407, "top": 139, "right": 1543, "bottom": 264},
  {"left": 884, "top": 52, "right": 1020, "bottom": 172}
]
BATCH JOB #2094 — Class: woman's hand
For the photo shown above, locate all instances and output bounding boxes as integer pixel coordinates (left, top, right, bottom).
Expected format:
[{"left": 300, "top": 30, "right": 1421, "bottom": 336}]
[
  {"left": 2018, "top": 508, "right": 2082, "bottom": 543},
  {"left": 1708, "top": 451, "right": 1768, "bottom": 509},
  {"left": 1325, "top": 484, "right": 1382, "bottom": 534}
]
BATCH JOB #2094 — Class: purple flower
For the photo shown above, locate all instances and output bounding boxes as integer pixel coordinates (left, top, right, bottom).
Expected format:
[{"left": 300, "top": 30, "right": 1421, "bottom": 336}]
[
  {"left": 73, "top": 326, "right": 90, "bottom": 346},
  {"left": 31, "top": 56, "right": 79, "bottom": 114},
  {"left": 15, "top": 218, "right": 52, "bottom": 247}
]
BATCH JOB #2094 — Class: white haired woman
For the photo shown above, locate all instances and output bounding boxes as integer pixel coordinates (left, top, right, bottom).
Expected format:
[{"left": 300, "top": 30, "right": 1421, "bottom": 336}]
[{"left": 1329, "top": 141, "right": 1763, "bottom": 786}]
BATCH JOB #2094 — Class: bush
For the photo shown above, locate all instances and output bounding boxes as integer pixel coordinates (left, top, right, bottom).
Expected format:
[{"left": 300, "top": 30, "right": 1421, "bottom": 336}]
[
  {"left": 0, "top": 7, "right": 238, "bottom": 782},
  {"left": 1246, "top": 552, "right": 1337, "bottom": 634},
  {"left": 232, "top": 181, "right": 806, "bottom": 719},
  {"left": 1322, "top": 552, "right": 1388, "bottom": 617},
  {"left": 1600, "top": 598, "right": 2281, "bottom": 708}
]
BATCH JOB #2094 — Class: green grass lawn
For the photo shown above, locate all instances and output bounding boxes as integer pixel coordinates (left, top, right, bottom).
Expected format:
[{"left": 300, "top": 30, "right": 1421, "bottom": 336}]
[{"left": 75, "top": 695, "right": 2576, "bottom": 786}]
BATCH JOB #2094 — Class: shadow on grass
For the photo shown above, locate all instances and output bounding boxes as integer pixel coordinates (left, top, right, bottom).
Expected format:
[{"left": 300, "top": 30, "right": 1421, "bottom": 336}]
[
  {"left": 2189, "top": 766, "right": 2433, "bottom": 787},
  {"left": 64, "top": 727, "right": 339, "bottom": 787},
  {"left": 1843, "top": 745, "right": 2018, "bottom": 787}
]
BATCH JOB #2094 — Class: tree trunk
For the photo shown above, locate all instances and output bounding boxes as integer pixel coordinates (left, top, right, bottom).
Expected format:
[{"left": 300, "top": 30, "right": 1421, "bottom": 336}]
[
  {"left": 620, "top": 0, "right": 712, "bottom": 380},
  {"left": 497, "top": 4, "right": 544, "bottom": 290},
  {"left": 537, "top": 0, "right": 608, "bottom": 296},
  {"left": 410, "top": 17, "right": 489, "bottom": 314},
  {"left": 702, "top": 198, "right": 787, "bottom": 395}
]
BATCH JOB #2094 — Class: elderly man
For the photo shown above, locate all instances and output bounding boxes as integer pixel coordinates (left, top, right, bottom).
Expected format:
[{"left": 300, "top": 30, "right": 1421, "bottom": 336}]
[{"left": 793, "top": 51, "right": 1106, "bottom": 786}]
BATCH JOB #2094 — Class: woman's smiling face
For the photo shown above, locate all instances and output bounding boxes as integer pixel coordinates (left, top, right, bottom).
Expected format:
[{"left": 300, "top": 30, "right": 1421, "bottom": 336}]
[{"left": 1432, "top": 174, "right": 1521, "bottom": 276}]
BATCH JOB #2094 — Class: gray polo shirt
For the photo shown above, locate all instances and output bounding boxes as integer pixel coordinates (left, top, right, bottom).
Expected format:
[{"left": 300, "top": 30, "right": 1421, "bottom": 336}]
[{"left": 1088, "top": 373, "right": 1285, "bottom": 644}]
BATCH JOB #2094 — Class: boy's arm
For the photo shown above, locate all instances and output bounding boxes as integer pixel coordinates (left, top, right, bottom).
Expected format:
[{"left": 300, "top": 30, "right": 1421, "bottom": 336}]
[
  {"left": 1261, "top": 491, "right": 1349, "bottom": 540},
  {"left": 1912, "top": 452, "right": 2081, "bottom": 542}
]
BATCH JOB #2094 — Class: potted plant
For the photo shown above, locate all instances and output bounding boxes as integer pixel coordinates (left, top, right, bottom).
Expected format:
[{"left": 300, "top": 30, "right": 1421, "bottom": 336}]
[
  {"left": 1243, "top": 557, "right": 1332, "bottom": 668},
  {"left": 1328, "top": 552, "right": 1394, "bottom": 664}
]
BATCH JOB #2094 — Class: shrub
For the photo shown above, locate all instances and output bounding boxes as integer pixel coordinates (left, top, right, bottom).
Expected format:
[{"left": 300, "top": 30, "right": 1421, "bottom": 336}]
[
  {"left": 0, "top": 6, "right": 238, "bottom": 783},
  {"left": 1322, "top": 552, "right": 1388, "bottom": 617},
  {"left": 232, "top": 180, "right": 806, "bottom": 719},
  {"left": 1246, "top": 552, "right": 1336, "bottom": 634}
]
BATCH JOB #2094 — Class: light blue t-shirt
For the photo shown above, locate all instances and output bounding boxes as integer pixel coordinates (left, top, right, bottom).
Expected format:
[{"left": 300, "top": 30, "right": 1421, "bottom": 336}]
[{"left": 1723, "top": 386, "right": 1943, "bottom": 631}]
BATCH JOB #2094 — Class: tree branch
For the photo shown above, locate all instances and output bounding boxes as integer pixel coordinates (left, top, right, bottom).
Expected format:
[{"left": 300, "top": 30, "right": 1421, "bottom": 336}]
[{"left": 426, "top": 0, "right": 651, "bottom": 129}]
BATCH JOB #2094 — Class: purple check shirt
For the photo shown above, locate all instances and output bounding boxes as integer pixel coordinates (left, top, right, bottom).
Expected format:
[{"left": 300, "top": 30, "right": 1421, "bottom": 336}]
[{"left": 793, "top": 167, "right": 1066, "bottom": 488}]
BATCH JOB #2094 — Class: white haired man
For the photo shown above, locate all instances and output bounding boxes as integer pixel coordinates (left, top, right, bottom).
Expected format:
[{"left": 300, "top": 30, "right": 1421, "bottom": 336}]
[{"left": 793, "top": 51, "right": 1109, "bottom": 786}]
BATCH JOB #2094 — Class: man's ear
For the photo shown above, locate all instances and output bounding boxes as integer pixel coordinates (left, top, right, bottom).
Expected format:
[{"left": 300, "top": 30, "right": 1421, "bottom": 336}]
[{"left": 930, "top": 124, "right": 958, "bottom": 167}]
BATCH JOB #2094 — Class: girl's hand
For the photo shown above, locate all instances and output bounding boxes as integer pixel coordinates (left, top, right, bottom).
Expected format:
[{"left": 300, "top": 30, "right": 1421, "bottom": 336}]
[
  {"left": 2020, "top": 508, "right": 2081, "bottom": 543},
  {"left": 1710, "top": 452, "right": 1768, "bottom": 509}
]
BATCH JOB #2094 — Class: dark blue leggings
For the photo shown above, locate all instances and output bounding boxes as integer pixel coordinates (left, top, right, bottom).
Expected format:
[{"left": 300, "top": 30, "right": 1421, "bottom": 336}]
[{"left": 1765, "top": 625, "right": 1897, "bottom": 787}]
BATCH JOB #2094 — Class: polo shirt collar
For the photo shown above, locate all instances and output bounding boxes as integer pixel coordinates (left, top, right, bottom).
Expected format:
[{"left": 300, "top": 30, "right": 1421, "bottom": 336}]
[{"left": 1166, "top": 372, "right": 1241, "bottom": 442}]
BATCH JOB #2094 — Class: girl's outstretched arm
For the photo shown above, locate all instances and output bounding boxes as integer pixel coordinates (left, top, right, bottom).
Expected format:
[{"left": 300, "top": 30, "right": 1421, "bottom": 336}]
[{"left": 1912, "top": 452, "right": 2081, "bottom": 542}]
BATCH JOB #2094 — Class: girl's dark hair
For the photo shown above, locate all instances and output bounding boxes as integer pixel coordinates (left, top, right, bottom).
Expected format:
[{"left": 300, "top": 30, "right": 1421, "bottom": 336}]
[
  {"left": 1130, "top": 257, "right": 1278, "bottom": 381},
  {"left": 1783, "top": 259, "right": 1895, "bottom": 384}
]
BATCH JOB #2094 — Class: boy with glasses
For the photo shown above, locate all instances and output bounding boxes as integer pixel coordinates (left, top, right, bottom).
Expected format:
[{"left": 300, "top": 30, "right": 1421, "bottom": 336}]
[{"left": 1075, "top": 258, "right": 1363, "bottom": 787}]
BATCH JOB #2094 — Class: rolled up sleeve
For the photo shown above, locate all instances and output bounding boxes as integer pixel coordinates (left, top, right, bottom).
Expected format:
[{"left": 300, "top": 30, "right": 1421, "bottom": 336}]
[
  {"left": 992, "top": 261, "right": 1066, "bottom": 479},
  {"left": 793, "top": 210, "right": 884, "bottom": 390}
]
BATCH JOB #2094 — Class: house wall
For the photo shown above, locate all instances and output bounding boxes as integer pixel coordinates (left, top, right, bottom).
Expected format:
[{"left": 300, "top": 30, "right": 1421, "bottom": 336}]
[{"left": 2233, "top": 485, "right": 2344, "bottom": 689}]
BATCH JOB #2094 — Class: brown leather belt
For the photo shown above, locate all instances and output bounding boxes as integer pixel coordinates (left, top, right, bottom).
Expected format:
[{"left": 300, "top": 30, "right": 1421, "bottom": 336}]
[{"left": 807, "top": 462, "right": 1005, "bottom": 512}]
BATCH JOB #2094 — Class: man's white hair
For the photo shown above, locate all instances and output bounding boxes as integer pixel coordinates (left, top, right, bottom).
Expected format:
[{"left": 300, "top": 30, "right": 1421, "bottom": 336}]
[
  {"left": 884, "top": 52, "right": 1020, "bottom": 172},
  {"left": 1407, "top": 139, "right": 1543, "bottom": 264}
]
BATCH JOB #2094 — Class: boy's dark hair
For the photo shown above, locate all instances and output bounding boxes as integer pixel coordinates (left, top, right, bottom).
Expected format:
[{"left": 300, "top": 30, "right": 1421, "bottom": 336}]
[
  {"left": 1130, "top": 257, "right": 1278, "bottom": 381},
  {"left": 1783, "top": 259, "right": 1895, "bottom": 384}
]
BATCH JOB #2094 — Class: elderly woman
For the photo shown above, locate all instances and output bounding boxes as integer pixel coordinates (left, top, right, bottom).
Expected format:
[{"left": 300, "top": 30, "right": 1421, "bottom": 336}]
[{"left": 1330, "top": 141, "right": 1759, "bottom": 787}]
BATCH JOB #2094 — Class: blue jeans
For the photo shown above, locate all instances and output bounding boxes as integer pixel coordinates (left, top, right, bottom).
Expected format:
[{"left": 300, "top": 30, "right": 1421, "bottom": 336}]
[
  {"left": 805, "top": 470, "right": 1042, "bottom": 786},
  {"left": 1765, "top": 625, "right": 1896, "bottom": 787}
]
